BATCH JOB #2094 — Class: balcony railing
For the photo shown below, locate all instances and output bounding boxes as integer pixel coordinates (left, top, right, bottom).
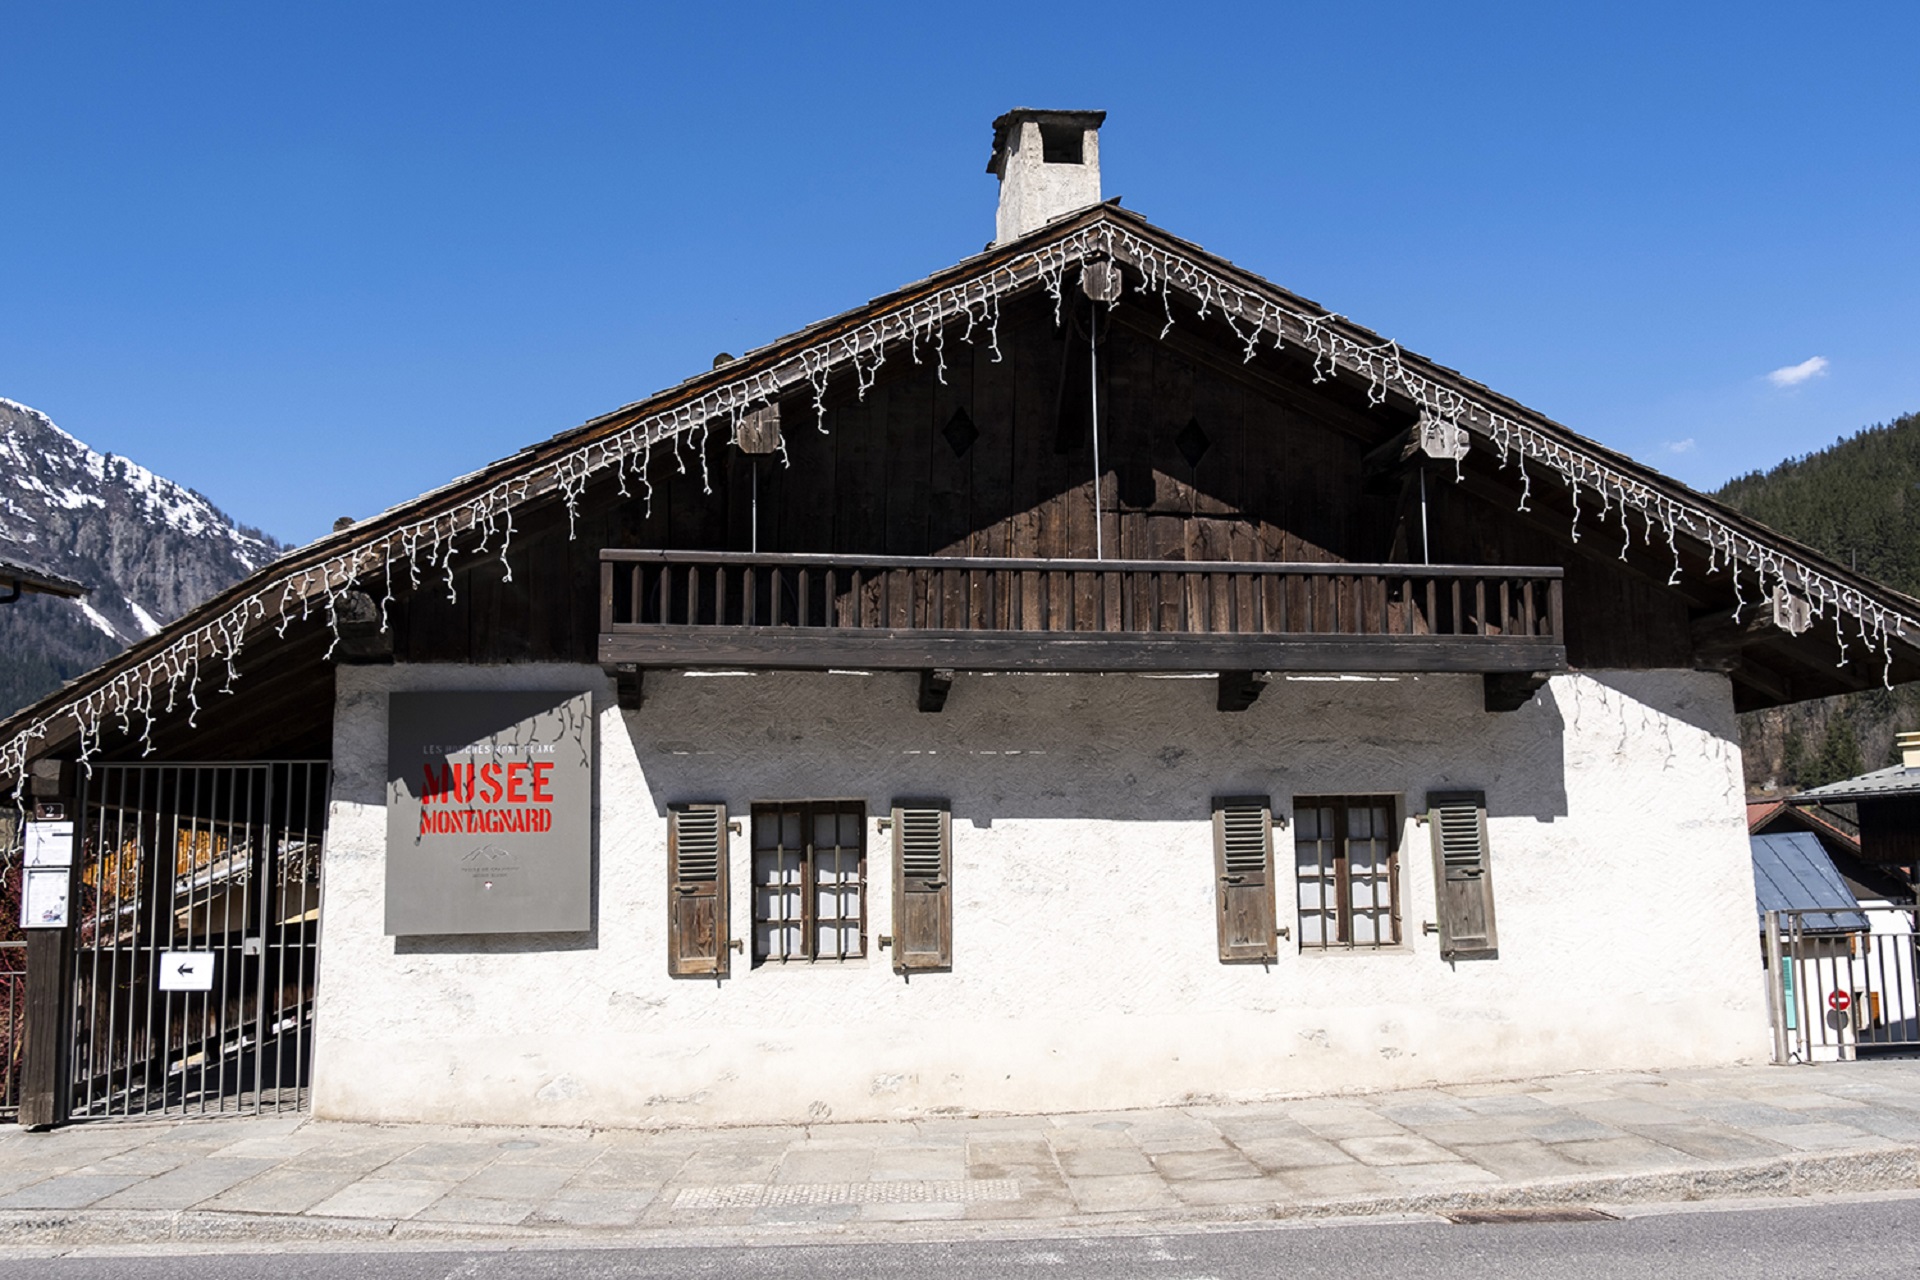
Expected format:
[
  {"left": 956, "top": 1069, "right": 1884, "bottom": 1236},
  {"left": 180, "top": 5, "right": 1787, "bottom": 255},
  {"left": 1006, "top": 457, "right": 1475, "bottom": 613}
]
[{"left": 599, "top": 551, "right": 1565, "bottom": 676}]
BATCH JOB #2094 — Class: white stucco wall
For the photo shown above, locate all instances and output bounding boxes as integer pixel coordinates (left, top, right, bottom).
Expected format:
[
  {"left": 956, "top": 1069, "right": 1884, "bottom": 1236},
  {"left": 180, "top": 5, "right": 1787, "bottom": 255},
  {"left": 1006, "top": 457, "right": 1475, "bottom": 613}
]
[{"left": 312, "top": 664, "right": 1765, "bottom": 1128}]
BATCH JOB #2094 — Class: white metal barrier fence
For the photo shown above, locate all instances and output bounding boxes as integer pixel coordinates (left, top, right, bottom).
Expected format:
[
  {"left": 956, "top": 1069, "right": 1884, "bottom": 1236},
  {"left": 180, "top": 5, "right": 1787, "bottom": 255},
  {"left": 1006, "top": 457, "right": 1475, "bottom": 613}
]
[{"left": 1765, "top": 905, "right": 1920, "bottom": 1064}]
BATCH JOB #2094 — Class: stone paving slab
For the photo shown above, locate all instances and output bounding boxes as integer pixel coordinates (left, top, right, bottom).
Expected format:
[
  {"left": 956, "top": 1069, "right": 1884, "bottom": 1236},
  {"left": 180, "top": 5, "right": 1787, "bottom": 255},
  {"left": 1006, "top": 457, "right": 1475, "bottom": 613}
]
[{"left": 0, "top": 1059, "right": 1915, "bottom": 1251}]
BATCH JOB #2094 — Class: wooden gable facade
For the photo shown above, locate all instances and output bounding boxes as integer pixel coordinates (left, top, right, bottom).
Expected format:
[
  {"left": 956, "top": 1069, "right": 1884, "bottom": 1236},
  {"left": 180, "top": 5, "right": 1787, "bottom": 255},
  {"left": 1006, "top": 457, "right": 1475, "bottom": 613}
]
[{"left": 9, "top": 205, "right": 1920, "bottom": 774}]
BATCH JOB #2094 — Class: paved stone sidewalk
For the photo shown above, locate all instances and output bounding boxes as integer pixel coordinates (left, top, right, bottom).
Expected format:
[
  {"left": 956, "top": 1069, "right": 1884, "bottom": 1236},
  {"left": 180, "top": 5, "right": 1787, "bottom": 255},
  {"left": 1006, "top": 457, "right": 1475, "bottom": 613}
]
[{"left": 2, "top": 1060, "right": 1919, "bottom": 1249}]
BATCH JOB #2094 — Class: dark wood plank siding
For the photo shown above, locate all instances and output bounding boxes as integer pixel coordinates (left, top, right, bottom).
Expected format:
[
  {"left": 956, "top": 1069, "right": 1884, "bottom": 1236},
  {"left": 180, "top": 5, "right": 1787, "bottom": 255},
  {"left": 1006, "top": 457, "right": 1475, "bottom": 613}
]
[{"left": 384, "top": 291, "right": 1678, "bottom": 672}]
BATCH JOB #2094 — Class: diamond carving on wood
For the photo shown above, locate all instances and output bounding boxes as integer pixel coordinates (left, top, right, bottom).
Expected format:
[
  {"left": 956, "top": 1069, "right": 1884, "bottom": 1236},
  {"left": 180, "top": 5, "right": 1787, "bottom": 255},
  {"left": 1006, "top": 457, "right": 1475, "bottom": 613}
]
[
  {"left": 943, "top": 407, "right": 980, "bottom": 458},
  {"left": 1175, "top": 416, "right": 1211, "bottom": 469}
]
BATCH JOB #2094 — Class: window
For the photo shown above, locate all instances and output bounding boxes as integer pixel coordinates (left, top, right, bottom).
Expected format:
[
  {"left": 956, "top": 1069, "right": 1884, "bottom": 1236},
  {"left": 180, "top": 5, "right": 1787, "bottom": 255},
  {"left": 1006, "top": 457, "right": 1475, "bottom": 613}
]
[
  {"left": 752, "top": 801, "right": 866, "bottom": 964},
  {"left": 1294, "top": 796, "right": 1400, "bottom": 949}
]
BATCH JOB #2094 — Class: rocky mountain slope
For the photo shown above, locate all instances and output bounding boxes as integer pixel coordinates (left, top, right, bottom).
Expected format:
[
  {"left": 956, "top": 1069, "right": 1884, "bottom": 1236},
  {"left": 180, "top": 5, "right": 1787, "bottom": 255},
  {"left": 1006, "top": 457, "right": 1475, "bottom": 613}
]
[{"left": 0, "top": 396, "right": 282, "bottom": 716}]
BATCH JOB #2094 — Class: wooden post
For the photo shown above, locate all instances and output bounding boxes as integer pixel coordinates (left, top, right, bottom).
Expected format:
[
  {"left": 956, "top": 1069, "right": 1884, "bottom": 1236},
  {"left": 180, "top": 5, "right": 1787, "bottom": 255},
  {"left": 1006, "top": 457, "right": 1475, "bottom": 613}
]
[{"left": 19, "top": 759, "right": 74, "bottom": 1129}]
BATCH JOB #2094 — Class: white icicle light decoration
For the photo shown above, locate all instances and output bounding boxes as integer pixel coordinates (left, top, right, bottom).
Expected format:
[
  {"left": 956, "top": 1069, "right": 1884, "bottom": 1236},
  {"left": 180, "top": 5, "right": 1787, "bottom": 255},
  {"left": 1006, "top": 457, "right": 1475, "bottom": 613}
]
[{"left": 3, "top": 212, "right": 1913, "bottom": 797}]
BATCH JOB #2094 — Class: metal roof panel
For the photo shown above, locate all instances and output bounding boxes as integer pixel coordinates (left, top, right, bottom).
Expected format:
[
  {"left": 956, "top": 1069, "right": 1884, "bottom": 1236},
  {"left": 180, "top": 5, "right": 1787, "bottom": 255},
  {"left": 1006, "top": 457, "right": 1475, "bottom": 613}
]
[{"left": 1751, "top": 832, "right": 1868, "bottom": 931}]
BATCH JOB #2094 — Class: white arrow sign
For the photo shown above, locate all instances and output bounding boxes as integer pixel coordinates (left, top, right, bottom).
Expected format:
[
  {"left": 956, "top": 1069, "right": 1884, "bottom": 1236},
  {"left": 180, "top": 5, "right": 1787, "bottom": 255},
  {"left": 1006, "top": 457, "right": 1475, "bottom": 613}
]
[{"left": 158, "top": 951, "right": 215, "bottom": 992}]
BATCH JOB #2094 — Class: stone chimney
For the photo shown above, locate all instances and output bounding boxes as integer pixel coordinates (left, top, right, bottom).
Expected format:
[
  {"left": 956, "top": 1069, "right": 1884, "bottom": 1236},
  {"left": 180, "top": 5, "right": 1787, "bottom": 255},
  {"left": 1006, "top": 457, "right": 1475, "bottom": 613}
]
[
  {"left": 1899, "top": 730, "right": 1920, "bottom": 769},
  {"left": 987, "top": 108, "right": 1106, "bottom": 246}
]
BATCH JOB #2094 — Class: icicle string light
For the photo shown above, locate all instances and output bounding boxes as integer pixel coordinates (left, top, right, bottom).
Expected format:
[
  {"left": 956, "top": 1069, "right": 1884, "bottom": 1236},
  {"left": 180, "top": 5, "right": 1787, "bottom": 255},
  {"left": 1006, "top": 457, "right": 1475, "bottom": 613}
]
[{"left": 4, "top": 212, "right": 1915, "bottom": 800}]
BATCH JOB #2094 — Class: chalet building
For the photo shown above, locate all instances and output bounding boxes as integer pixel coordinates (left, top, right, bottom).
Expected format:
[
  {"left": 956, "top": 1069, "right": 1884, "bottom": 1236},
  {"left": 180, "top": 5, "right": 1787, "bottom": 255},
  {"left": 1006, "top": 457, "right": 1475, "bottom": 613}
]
[
  {"left": 12, "top": 110, "right": 1920, "bottom": 1129},
  {"left": 1793, "top": 733, "right": 1920, "bottom": 902}
]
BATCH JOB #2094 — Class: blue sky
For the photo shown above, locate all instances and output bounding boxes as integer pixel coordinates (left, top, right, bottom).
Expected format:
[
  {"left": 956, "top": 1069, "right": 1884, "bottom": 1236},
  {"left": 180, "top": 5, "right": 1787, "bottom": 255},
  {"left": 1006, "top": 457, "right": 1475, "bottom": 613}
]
[{"left": 3, "top": 2, "right": 1916, "bottom": 546}]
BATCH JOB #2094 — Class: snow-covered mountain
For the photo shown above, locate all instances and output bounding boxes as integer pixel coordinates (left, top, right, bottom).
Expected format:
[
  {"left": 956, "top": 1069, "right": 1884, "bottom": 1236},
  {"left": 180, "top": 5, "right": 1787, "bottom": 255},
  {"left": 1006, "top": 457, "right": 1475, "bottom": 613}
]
[{"left": 0, "top": 396, "right": 282, "bottom": 714}]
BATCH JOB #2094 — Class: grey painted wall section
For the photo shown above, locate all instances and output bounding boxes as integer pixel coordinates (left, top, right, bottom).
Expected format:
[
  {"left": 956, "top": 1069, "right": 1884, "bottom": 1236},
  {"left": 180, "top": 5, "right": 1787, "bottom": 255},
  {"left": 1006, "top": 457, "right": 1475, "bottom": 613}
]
[
  {"left": 313, "top": 664, "right": 1764, "bottom": 1128},
  {"left": 385, "top": 690, "right": 594, "bottom": 935}
]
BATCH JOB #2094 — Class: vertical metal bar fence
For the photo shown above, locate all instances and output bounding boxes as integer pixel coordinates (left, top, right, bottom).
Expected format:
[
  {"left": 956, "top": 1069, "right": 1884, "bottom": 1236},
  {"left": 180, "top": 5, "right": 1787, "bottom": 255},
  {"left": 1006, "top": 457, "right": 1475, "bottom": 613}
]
[{"left": 67, "top": 762, "right": 329, "bottom": 1119}]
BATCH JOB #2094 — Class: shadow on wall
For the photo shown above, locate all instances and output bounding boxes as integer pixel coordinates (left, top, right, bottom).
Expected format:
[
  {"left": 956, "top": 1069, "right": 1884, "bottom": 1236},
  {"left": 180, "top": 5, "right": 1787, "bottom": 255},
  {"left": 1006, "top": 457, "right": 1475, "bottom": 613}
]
[
  {"left": 621, "top": 670, "right": 1572, "bottom": 826},
  {"left": 1582, "top": 668, "right": 1740, "bottom": 742}
]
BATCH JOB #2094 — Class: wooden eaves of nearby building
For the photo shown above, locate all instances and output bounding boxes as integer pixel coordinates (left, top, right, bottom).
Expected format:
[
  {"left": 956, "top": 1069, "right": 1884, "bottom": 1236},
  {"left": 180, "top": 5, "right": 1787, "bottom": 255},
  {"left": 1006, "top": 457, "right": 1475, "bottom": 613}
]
[
  {"left": 0, "top": 558, "right": 85, "bottom": 606},
  {"left": 1795, "top": 733, "right": 1920, "bottom": 899}
]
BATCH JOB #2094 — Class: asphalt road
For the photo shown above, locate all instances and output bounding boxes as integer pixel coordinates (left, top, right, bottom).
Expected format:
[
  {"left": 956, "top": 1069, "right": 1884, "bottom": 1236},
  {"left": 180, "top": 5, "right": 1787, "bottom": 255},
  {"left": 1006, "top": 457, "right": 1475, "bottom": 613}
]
[{"left": 7, "top": 1195, "right": 1920, "bottom": 1279}]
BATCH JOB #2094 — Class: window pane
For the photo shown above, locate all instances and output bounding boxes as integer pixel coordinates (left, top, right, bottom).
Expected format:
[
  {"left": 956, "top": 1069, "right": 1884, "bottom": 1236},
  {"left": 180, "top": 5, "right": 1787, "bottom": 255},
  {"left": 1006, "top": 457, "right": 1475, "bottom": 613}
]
[
  {"left": 1345, "top": 802, "right": 1396, "bottom": 946},
  {"left": 782, "top": 811, "right": 803, "bottom": 849},
  {"left": 814, "top": 810, "right": 838, "bottom": 849},
  {"left": 1294, "top": 807, "right": 1337, "bottom": 949},
  {"left": 753, "top": 838, "right": 807, "bottom": 963},
  {"left": 838, "top": 811, "right": 862, "bottom": 847},
  {"left": 1348, "top": 866, "right": 1384, "bottom": 944},
  {"left": 1296, "top": 873, "right": 1327, "bottom": 947}
]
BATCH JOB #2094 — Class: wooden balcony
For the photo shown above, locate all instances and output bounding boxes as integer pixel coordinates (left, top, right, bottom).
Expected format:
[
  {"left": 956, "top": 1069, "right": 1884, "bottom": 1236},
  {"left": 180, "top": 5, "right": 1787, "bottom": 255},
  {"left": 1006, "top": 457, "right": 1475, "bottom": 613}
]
[{"left": 598, "top": 552, "right": 1566, "bottom": 688}]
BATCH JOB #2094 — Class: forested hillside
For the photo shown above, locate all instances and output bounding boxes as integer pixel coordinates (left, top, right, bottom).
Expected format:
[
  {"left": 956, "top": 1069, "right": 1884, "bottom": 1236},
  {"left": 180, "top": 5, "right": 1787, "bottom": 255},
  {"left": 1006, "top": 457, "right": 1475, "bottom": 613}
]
[{"left": 1715, "top": 411, "right": 1920, "bottom": 793}]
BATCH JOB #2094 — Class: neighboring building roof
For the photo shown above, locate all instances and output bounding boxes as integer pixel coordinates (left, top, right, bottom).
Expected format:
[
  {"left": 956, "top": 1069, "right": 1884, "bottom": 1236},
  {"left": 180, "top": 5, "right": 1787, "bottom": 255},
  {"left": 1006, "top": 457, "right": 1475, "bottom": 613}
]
[
  {"left": 1751, "top": 832, "right": 1869, "bottom": 932},
  {"left": 1747, "top": 799, "right": 1861, "bottom": 850},
  {"left": 1796, "top": 765, "right": 1920, "bottom": 803},
  {"left": 0, "top": 557, "right": 86, "bottom": 600},
  {"left": 1832, "top": 850, "right": 1916, "bottom": 905}
]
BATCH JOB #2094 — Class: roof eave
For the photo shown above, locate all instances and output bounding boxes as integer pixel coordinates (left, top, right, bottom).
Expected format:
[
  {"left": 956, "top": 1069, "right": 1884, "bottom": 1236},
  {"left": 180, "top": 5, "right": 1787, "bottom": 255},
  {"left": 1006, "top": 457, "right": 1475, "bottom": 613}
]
[{"left": 7, "top": 201, "right": 1920, "bottom": 766}]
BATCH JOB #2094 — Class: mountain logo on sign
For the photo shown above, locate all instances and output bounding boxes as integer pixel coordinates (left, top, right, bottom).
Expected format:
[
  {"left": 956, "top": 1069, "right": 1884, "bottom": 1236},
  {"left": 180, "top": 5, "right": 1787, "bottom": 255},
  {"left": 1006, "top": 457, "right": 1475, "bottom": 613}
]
[{"left": 461, "top": 845, "right": 513, "bottom": 863}]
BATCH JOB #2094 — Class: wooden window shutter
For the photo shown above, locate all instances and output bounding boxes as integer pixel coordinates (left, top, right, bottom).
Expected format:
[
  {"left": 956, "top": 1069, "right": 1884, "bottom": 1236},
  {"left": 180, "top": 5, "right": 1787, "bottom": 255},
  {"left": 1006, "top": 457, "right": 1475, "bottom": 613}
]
[
  {"left": 1427, "top": 790, "right": 1497, "bottom": 959},
  {"left": 890, "top": 801, "right": 952, "bottom": 973},
  {"left": 1212, "top": 796, "right": 1278, "bottom": 963},
  {"left": 668, "top": 803, "right": 730, "bottom": 977}
]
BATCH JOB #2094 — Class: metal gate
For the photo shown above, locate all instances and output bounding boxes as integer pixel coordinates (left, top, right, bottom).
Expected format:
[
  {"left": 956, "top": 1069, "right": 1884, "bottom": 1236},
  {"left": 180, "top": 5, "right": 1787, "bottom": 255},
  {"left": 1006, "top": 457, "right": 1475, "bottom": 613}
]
[
  {"left": 1, "top": 940, "right": 22, "bottom": 1122},
  {"left": 1765, "top": 905, "right": 1920, "bottom": 1063},
  {"left": 69, "top": 762, "right": 328, "bottom": 1118}
]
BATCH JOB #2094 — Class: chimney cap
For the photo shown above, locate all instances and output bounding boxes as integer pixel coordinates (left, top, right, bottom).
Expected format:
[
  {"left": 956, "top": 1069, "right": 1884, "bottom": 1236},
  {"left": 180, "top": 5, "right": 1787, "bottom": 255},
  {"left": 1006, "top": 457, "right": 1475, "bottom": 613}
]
[
  {"left": 986, "top": 108, "right": 1107, "bottom": 174},
  {"left": 1899, "top": 730, "right": 1920, "bottom": 769}
]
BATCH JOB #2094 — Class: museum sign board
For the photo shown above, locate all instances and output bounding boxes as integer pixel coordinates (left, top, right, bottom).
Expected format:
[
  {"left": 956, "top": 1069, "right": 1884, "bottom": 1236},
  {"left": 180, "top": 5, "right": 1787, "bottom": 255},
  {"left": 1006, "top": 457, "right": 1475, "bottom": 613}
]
[{"left": 386, "top": 690, "right": 593, "bottom": 935}]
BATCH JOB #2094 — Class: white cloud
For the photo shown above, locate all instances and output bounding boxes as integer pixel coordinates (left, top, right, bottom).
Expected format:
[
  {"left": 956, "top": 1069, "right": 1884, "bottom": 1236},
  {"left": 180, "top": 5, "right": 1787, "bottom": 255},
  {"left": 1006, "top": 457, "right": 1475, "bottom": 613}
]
[
  {"left": 1767, "top": 355, "right": 1829, "bottom": 388},
  {"left": 1665, "top": 438, "right": 1696, "bottom": 454}
]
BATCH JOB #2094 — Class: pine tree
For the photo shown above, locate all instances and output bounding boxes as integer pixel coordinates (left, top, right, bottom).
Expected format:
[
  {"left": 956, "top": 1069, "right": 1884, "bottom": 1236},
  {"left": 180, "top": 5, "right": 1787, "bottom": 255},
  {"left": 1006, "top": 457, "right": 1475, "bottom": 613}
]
[
  {"left": 1781, "top": 730, "right": 1806, "bottom": 786},
  {"left": 1806, "top": 717, "right": 1864, "bottom": 788}
]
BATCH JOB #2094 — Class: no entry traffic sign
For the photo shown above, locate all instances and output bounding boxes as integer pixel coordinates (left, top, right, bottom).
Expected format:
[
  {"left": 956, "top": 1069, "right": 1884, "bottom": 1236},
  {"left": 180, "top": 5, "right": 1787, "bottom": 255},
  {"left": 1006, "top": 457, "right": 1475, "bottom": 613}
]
[{"left": 1828, "top": 990, "right": 1852, "bottom": 1013}]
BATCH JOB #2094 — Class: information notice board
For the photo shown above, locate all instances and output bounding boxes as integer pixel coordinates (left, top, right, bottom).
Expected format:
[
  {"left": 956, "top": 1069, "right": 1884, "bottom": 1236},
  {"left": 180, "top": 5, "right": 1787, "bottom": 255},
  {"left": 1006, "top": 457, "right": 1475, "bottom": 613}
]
[{"left": 386, "top": 690, "right": 593, "bottom": 935}]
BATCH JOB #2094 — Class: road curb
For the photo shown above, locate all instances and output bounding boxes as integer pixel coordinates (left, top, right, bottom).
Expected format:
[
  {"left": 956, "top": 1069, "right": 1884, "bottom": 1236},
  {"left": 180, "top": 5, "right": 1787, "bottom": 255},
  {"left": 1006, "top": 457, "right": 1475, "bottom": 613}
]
[
  {"left": 2, "top": 1143, "right": 1916, "bottom": 1253},
  {"left": 1261, "top": 1143, "right": 1920, "bottom": 1221}
]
